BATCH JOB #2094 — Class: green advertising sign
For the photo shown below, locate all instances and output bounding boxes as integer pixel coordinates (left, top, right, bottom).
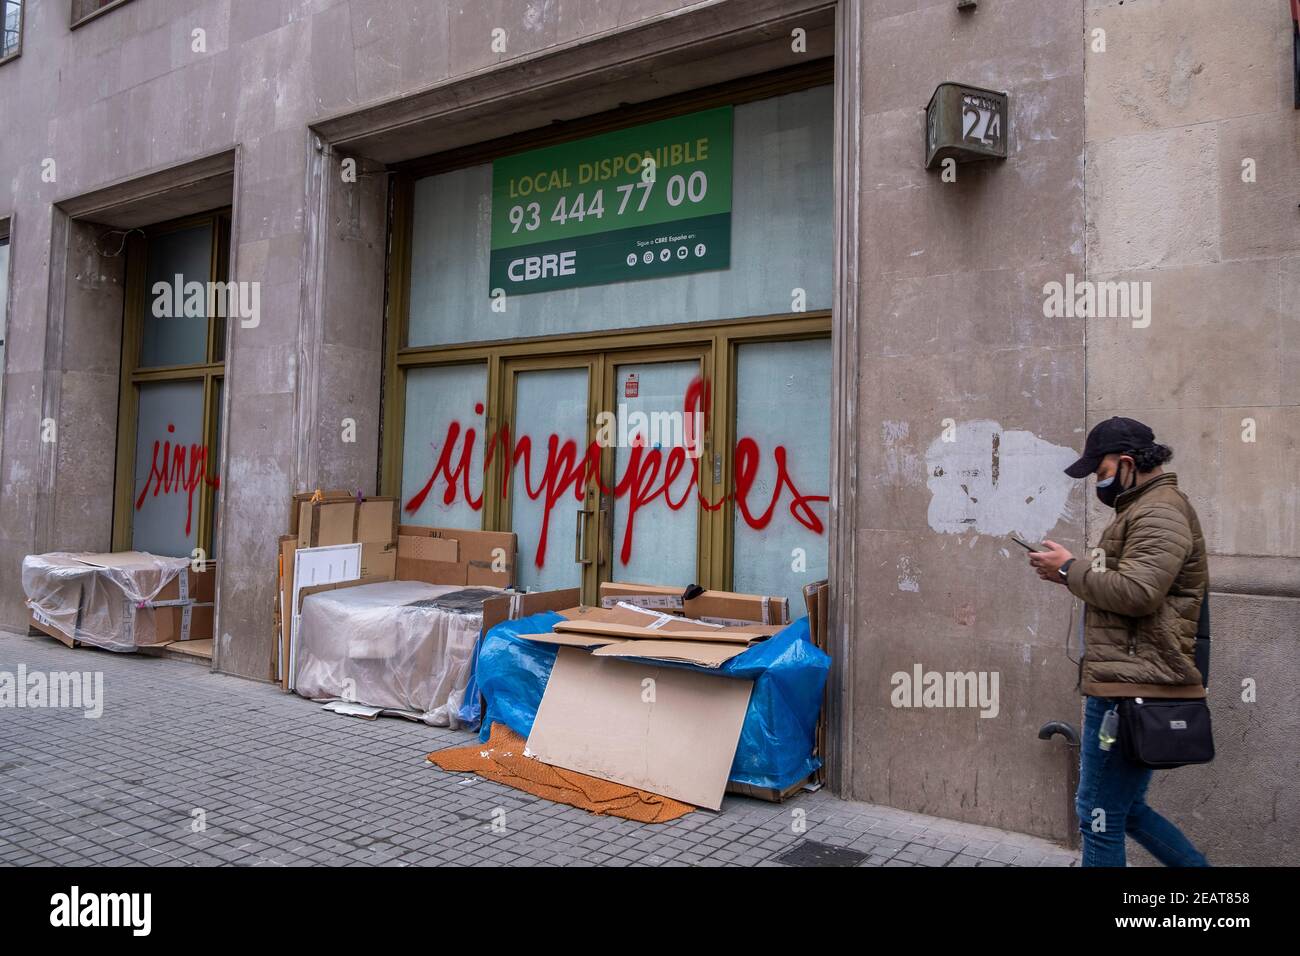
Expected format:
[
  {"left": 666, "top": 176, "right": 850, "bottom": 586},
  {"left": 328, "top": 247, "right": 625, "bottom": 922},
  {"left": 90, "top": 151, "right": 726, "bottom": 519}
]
[{"left": 490, "top": 106, "right": 733, "bottom": 295}]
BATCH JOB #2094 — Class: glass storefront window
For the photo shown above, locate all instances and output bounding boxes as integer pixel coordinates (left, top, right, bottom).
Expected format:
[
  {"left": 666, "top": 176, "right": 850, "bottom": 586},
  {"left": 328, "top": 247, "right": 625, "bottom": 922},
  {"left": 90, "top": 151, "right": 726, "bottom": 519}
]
[
  {"left": 400, "top": 363, "right": 488, "bottom": 530},
  {"left": 732, "top": 338, "right": 831, "bottom": 607},
  {"left": 141, "top": 223, "right": 212, "bottom": 368},
  {"left": 115, "top": 212, "right": 228, "bottom": 558},
  {"left": 391, "top": 78, "right": 833, "bottom": 604},
  {"left": 131, "top": 380, "right": 207, "bottom": 556},
  {"left": 407, "top": 85, "right": 833, "bottom": 347}
]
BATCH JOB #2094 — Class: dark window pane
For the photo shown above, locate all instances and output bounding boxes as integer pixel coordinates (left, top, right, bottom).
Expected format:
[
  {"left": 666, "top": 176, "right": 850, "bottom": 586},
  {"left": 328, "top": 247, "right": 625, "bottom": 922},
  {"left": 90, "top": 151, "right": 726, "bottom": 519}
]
[
  {"left": 141, "top": 223, "right": 212, "bottom": 368},
  {"left": 71, "top": 0, "right": 129, "bottom": 26},
  {"left": 1, "top": 1, "right": 22, "bottom": 60}
]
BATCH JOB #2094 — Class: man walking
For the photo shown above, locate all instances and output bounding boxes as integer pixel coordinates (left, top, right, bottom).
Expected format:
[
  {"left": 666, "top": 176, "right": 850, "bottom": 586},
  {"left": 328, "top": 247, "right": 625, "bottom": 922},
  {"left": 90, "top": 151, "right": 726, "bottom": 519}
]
[{"left": 1028, "top": 417, "right": 1210, "bottom": 867}]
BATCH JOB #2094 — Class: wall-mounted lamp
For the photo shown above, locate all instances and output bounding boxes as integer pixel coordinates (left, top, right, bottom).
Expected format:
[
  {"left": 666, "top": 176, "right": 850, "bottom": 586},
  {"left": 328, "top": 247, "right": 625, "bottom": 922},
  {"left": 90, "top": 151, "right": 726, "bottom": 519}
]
[{"left": 924, "top": 83, "right": 1008, "bottom": 170}]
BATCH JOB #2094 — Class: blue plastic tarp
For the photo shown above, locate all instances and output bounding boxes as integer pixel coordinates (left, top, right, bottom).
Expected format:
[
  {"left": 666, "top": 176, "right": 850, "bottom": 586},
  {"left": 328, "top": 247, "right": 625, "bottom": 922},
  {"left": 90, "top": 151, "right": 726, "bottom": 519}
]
[{"left": 458, "top": 611, "right": 829, "bottom": 792}]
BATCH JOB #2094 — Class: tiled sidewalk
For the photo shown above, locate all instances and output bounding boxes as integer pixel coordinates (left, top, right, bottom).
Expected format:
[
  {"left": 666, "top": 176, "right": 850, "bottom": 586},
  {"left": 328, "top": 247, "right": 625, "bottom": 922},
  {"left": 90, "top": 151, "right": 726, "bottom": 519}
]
[{"left": 0, "top": 629, "right": 1076, "bottom": 867}]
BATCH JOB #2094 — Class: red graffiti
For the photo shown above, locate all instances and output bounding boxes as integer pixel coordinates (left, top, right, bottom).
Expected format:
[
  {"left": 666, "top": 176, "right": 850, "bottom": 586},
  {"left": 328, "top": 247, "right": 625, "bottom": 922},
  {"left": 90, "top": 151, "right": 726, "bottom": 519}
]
[
  {"left": 134, "top": 423, "right": 220, "bottom": 536},
  {"left": 404, "top": 379, "right": 828, "bottom": 568}
]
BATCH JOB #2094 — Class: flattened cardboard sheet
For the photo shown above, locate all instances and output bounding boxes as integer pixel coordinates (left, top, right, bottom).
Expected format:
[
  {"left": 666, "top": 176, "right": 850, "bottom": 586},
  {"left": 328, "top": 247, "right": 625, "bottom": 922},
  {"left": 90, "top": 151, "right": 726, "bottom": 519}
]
[
  {"left": 552, "top": 620, "right": 766, "bottom": 644},
  {"left": 589, "top": 640, "right": 749, "bottom": 668},
  {"left": 598, "top": 581, "right": 791, "bottom": 625},
  {"left": 518, "top": 631, "right": 618, "bottom": 649},
  {"left": 526, "top": 647, "right": 753, "bottom": 810}
]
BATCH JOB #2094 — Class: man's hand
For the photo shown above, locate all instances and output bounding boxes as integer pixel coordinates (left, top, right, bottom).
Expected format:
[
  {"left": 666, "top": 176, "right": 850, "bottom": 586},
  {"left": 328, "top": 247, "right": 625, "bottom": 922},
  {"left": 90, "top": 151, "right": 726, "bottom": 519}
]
[{"left": 1028, "top": 539, "right": 1074, "bottom": 584}]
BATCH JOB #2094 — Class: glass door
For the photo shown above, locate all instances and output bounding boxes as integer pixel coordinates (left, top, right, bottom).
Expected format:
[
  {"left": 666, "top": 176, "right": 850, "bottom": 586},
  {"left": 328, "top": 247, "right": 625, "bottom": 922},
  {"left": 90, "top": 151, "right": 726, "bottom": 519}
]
[
  {"left": 599, "top": 348, "right": 711, "bottom": 591},
  {"left": 497, "top": 345, "right": 714, "bottom": 603},
  {"left": 499, "top": 356, "right": 601, "bottom": 596}
]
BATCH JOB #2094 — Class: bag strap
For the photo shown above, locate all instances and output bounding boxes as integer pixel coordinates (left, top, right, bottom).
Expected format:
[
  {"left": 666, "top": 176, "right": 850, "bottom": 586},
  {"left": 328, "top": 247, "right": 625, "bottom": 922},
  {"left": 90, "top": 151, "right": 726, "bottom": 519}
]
[{"left": 1195, "top": 585, "right": 1210, "bottom": 688}]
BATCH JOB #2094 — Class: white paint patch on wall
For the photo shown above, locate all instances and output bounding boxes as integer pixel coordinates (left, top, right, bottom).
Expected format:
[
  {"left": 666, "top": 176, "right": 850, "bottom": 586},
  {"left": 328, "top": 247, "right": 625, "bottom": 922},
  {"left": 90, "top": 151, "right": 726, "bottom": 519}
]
[
  {"left": 896, "top": 555, "right": 920, "bottom": 592},
  {"left": 925, "top": 419, "right": 1077, "bottom": 541},
  {"left": 881, "top": 420, "right": 925, "bottom": 484}
]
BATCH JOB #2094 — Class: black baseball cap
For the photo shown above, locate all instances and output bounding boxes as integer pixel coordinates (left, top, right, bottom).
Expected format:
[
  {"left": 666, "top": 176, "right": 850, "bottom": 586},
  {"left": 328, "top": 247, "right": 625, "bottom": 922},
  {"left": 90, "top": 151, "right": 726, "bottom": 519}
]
[{"left": 1064, "top": 417, "right": 1156, "bottom": 478}]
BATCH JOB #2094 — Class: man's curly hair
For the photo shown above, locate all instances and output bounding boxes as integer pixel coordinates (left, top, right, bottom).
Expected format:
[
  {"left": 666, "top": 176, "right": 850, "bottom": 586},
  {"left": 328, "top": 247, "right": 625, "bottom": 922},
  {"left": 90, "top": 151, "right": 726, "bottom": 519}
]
[{"left": 1129, "top": 442, "right": 1174, "bottom": 472}]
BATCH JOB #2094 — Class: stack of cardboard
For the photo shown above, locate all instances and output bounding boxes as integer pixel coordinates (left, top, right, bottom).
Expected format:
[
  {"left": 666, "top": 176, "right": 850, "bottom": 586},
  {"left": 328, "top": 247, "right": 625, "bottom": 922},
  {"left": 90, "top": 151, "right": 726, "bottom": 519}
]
[
  {"left": 396, "top": 525, "right": 516, "bottom": 586},
  {"left": 276, "top": 493, "right": 399, "bottom": 684},
  {"left": 507, "top": 585, "right": 793, "bottom": 810},
  {"left": 25, "top": 552, "right": 216, "bottom": 652},
  {"left": 598, "top": 581, "right": 790, "bottom": 626},
  {"left": 531, "top": 603, "right": 782, "bottom": 668}
]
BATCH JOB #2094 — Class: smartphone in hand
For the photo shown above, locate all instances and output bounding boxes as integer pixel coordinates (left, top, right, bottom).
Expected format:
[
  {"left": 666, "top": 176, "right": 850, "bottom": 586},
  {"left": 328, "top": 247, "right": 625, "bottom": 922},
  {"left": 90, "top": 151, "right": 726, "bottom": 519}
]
[{"left": 1010, "top": 534, "right": 1046, "bottom": 553}]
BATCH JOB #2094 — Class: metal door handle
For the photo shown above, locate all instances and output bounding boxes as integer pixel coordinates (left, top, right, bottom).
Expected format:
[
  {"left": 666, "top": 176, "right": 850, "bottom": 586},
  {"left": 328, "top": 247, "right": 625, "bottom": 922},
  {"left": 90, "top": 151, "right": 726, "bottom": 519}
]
[
  {"left": 597, "top": 505, "right": 609, "bottom": 569},
  {"left": 575, "top": 508, "right": 593, "bottom": 565}
]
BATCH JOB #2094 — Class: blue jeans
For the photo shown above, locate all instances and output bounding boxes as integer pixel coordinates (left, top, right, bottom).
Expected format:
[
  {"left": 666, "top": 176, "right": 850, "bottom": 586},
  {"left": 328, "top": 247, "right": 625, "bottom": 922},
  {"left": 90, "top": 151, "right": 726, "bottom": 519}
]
[{"left": 1076, "top": 696, "right": 1209, "bottom": 867}]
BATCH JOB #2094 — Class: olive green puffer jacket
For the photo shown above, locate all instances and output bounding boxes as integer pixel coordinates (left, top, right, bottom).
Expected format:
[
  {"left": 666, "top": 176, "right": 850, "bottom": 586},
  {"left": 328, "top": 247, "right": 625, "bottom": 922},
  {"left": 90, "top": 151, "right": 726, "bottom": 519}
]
[{"left": 1064, "top": 473, "right": 1208, "bottom": 698}]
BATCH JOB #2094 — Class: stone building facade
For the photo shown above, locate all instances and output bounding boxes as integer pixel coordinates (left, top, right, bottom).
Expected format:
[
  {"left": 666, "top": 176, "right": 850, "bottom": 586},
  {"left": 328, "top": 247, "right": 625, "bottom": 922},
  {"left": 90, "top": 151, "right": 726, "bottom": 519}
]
[{"left": 0, "top": 0, "right": 1294, "bottom": 862}]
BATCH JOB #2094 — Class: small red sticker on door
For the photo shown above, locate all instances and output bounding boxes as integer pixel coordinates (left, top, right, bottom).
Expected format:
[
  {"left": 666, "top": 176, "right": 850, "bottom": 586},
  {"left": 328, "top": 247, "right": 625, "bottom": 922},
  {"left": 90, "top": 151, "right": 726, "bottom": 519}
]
[{"left": 624, "top": 373, "right": 639, "bottom": 398}]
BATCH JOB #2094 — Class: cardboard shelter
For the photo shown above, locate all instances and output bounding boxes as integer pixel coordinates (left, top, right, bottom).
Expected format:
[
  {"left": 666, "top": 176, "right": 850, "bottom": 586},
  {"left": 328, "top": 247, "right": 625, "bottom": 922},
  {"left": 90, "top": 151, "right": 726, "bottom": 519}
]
[
  {"left": 515, "top": 601, "right": 781, "bottom": 810},
  {"left": 450, "top": 581, "right": 824, "bottom": 812},
  {"left": 528, "top": 647, "right": 755, "bottom": 809},
  {"left": 23, "top": 551, "right": 216, "bottom": 652},
  {"left": 275, "top": 491, "right": 519, "bottom": 694}
]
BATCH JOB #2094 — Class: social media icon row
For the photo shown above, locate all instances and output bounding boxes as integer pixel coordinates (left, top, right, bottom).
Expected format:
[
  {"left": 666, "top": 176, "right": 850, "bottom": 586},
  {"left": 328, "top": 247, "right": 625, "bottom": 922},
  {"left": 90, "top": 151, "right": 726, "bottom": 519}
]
[{"left": 626, "top": 243, "right": 707, "bottom": 266}]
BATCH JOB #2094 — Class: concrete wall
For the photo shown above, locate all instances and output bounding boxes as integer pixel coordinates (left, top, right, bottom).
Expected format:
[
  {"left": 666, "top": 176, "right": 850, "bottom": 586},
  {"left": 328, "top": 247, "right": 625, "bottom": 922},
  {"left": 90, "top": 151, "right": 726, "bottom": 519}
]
[
  {"left": 0, "top": 0, "right": 690, "bottom": 678},
  {"left": 1083, "top": 0, "right": 1300, "bottom": 865},
  {"left": 850, "top": 0, "right": 1087, "bottom": 839}
]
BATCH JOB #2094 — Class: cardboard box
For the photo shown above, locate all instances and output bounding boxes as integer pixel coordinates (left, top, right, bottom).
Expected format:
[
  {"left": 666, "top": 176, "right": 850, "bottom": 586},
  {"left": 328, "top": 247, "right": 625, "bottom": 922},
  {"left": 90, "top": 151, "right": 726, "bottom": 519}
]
[
  {"left": 357, "top": 499, "right": 399, "bottom": 546},
  {"left": 142, "top": 602, "right": 215, "bottom": 644},
  {"left": 27, "top": 553, "right": 215, "bottom": 651},
  {"left": 69, "top": 553, "right": 216, "bottom": 607},
  {"left": 590, "top": 639, "right": 750, "bottom": 668},
  {"left": 288, "top": 489, "right": 357, "bottom": 536},
  {"left": 29, "top": 606, "right": 77, "bottom": 648},
  {"left": 296, "top": 496, "right": 398, "bottom": 550},
  {"left": 395, "top": 525, "right": 515, "bottom": 587},
  {"left": 805, "top": 579, "right": 830, "bottom": 786},
  {"left": 598, "top": 581, "right": 790, "bottom": 626},
  {"left": 499, "top": 590, "right": 818, "bottom": 805},
  {"left": 149, "top": 562, "right": 217, "bottom": 605},
  {"left": 480, "top": 588, "right": 581, "bottom": 636},
  {"left": 526, "top": 647, "right": 754, "bottom": 810}
]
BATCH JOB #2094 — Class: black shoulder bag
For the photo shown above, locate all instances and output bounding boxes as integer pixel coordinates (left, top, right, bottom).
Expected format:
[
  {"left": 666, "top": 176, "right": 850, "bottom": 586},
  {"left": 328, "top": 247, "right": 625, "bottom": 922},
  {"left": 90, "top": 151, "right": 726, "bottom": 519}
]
[{"left": 1118, "top": 589, "right": 1215, "bottom": 770}]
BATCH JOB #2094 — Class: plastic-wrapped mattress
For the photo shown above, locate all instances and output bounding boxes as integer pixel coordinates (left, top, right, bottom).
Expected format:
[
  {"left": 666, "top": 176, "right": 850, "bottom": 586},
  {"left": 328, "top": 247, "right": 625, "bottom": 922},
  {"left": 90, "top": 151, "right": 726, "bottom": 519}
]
[{"left": 294, "top": 580, "right": 497, "bottom": 726}]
